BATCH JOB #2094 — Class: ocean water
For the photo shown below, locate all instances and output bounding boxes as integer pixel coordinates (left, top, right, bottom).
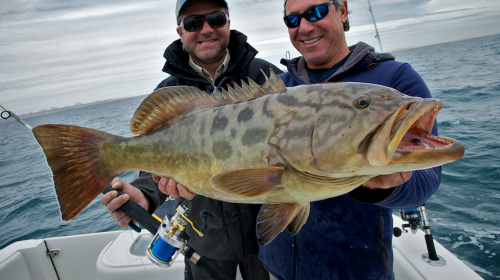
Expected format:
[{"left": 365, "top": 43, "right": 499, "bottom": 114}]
[{"left": 0, "top": 34, "right": 499, "bottom": 279}]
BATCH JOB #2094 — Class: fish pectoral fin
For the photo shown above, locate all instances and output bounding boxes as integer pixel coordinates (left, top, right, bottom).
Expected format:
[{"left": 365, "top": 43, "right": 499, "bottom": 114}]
[
  {"left": 209, "top": 166, "right": 285, "bottom": 197},
  {"left": 257, "top": 203, "right": 310, "bottom": 246}
]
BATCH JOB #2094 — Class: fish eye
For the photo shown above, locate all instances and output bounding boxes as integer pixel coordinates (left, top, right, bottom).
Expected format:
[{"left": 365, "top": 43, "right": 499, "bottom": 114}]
[{"left": 353, "top": 95, "right": 371, "bottom": 109}]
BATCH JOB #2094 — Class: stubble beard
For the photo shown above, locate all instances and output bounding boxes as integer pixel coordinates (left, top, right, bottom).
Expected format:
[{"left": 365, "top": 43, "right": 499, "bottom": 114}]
[{"left": 192, "top": 45, "right": 226, "bottom": 65}]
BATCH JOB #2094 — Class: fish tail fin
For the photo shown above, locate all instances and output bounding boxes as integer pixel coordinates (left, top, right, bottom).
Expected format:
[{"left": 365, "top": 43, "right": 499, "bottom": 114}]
[{"left": 33, "top": 124, "right": 121, "bottom": 221}]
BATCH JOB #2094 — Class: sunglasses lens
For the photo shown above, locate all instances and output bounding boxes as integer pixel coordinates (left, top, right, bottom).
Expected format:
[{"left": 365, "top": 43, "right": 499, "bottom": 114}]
[
  {"left": 183, "top": 16, "right": 204, "bottom": 32},
  {"left": 206, "top": 11, "right": 227, "bottom": 28},
  {"left": 284, "top": 2, "right": 331, "bottom": 28},
  {"left": 182, "top": 11, "right": 227, "bottom": 32},
  {"left": 304, "top": 5, "right": 328, "bottom": 22},
  {"left": 284, "top": 15, "right": 300, "bottom": 28},
  {"left": 305, "top": 5, "right": 329, "bottom": 22}
]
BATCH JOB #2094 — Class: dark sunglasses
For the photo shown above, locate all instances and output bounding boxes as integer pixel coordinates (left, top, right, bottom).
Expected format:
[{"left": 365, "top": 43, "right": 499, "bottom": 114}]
[
  {"left": 180, "top": 11, "right": 229, "bottom": 32},
  {"left": 283, "top": 1, "right": 334, "bottom": 28}
]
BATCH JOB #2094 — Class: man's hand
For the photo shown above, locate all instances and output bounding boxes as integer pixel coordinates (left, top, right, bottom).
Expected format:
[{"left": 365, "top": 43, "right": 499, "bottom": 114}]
[
  {"left": 152, "top": 174, "right": 196, "bottom": 200},
  {"left": 100, "top": 178, "right": 150, "bottom": 227},
  {"left": 361, "top": 171, "right": 412, "bottom": 190}
]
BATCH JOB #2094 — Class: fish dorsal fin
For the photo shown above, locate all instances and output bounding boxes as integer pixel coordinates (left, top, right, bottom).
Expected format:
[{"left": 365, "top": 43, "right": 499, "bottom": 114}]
[
  {"left": 130, "top": 69, "right": 286, "bottom": 135},
  {"left": 130, "top": 86, "right": 217, "bottom": 135}
]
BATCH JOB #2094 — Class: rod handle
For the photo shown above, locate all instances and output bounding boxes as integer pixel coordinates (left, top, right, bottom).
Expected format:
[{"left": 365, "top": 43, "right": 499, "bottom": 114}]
[{"left": 102, "top": 184, "right": 160, "bottom": 234}]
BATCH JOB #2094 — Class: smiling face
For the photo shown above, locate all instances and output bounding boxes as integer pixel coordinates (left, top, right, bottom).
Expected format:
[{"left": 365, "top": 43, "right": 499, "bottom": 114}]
[
  {"left": 177, "top": 0, "right": 230, "bottom": 70},
  {"left": 285, "top": 0, "right": 350, "bottom": 69}
]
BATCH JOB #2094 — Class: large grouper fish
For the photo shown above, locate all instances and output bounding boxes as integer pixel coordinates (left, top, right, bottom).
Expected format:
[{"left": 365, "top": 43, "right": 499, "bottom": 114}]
[{"left": 32, "top": 70, "right": 464, "bottom": 245}]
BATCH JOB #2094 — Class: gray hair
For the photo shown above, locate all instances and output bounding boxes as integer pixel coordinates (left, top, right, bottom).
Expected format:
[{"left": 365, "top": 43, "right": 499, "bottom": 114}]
[{"left": 284, "top": 0, "right": 350, "bottom": 31}]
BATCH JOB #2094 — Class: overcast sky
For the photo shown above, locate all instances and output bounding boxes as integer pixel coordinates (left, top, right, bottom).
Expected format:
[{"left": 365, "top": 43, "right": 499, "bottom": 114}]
[{"left": 1, "top": 0, "right": 499, "bottom": 115}]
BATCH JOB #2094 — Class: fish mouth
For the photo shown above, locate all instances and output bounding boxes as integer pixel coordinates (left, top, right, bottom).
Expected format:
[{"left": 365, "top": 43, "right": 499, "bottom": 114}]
[{"left": 367, "top": 98, "right": 464, "bottom": 167}]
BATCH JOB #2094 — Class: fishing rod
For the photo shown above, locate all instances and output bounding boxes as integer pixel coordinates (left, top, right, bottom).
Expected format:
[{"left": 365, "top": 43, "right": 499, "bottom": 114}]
[
  {"left": 2, "top": 103, "right": 233, "bottom": 279},
  {"left": 0, "top": 103, "right": 32, "bottom": 130},
  {"left": 366, "top": 0, "right": 384, "bottom": 53},
  {"left": 396, "top": 204, "right": 446, "bottom": 267},
  {"left": 102, "top": 186, "right": 235, "bottom": 280}
]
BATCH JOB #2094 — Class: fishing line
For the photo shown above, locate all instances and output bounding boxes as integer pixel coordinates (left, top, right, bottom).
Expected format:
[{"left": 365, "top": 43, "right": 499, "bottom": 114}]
[
  {"left": 100, "top": 198, "right": 128, "bottom": 223},
  {"left": 365, "top": 0, "right": 384, "bottom": 52},
  {"left": 0, "top": 103, "right": 32, "bottom": 131},
  {"left": 363, "top": 1, "right": 377, "bottom": 51}
]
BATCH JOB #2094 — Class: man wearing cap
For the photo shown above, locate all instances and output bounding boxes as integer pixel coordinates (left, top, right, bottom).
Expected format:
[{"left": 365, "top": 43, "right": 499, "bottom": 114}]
[
  {"left": 257, "top": 0, "right": 441, "bottom": 279},
  {"left": 101, "top": 0, "right": 280, "bottom": 279}
]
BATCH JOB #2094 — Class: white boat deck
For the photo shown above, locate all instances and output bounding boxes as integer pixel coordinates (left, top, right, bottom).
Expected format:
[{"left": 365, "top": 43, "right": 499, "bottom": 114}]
[{"left": 0, "top": 215, "right": 483, "bottom": 280}]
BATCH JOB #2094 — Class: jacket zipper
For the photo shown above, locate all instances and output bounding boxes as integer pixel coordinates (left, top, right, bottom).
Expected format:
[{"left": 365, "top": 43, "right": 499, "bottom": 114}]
[
  {"left": 378, "top": 216, "right": 391, "bottom": 276},
  {"left": 291, "top": 235, "right": 299, "bottom": 280}
]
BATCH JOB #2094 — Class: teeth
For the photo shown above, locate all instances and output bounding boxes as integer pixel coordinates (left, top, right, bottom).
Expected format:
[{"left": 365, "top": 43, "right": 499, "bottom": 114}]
[
  {"left": 201, "top": 40, "right": 216, "bottom": 44},
  {"left": 422, "top": 108, "right": 438, "bottom": 118},
  {"left": 303, "top": 37, "right": 320, "bottom": 44}
]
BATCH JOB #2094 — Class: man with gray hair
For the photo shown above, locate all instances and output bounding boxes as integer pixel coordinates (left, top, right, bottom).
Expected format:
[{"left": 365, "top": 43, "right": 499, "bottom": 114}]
[
  {"left": 101, "top": 0, "right": 280, "bottom": 279},
  {"left": 258, "top": 1, "right": 441, "bottom": 279}
]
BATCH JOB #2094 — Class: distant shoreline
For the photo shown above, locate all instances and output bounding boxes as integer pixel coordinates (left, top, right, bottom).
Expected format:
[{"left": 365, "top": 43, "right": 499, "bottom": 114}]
[{"left": 0, "top": 98, "right": 123, "bottom": 122}]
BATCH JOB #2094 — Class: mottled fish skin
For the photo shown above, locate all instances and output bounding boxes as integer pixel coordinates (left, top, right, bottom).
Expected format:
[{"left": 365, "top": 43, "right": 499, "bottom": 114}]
[
  {"left": 32, "top": 71, "right": 464, "bottom": 244},
  {"left": 102, "top": 82, "right": 460, "bottom": 203}
]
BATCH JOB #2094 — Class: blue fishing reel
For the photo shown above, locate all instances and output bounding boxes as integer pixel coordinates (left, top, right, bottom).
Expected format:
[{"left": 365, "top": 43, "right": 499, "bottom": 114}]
[
  {"left": 147, "top": 204, "right": 203, "bottom": 267},
  {"left": 400, "top": 208, "right": 421, "bottom": 234}
]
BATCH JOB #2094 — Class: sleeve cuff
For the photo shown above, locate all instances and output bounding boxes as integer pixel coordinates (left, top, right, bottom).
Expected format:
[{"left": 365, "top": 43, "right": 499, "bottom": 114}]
[
  {"left": 131, "top": 172, "right": 168, "bottom": 214},
  {"left": 349, "top": 186, "right": 399, "bottom": 204}
]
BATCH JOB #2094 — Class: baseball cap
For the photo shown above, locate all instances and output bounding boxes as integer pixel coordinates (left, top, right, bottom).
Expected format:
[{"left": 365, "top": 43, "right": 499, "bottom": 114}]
[{"left": 176, "top": 0, "right": 229, "bottom": 21}]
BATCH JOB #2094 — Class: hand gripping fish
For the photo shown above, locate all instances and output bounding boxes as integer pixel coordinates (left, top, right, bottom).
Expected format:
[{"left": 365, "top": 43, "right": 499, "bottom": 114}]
[{"left": 32, "top": 70, "right": 464, "bottom": 245}]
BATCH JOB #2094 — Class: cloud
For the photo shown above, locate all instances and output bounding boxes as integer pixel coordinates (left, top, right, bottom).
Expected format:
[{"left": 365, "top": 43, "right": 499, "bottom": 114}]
[
  {"left": 0, "top": 0, "right": 179, "bottom": 114},
  {"left": 1, "top": 0, "right": 500, "bottom": 114}
]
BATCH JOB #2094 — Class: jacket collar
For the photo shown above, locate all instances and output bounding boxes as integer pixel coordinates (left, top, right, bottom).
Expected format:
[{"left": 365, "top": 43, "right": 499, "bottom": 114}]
[{"left": 281, "top": 41, "right": 394, "bottom": 84}]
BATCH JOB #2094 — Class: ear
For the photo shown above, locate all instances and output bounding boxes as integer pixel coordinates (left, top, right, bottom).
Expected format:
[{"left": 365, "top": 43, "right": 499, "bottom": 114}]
[
  {"left": 340, "top": 1, "right": 348, "bottom": 22},
  {"left": 340, "top": 1, "right": 349, "bottom": 31},
  {"left": 176, "top": 27, "right": 184, "bottom": 43}
]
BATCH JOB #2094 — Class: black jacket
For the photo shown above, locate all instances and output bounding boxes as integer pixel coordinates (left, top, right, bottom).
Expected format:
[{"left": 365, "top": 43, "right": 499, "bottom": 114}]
[
  {"left": 157, "top": 30, "right": 282, "bottom": 93},
  {"left": 132, "top": 30, "right": 282, "bottom": 261}
]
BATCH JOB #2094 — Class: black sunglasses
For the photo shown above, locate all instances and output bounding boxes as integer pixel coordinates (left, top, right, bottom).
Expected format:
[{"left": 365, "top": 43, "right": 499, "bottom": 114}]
[
  {"left": 283, "top": 1, "right": 334, "bottom": 28},
  {"left": 180, "top": 11, "right": 229, "bottom": 32}
]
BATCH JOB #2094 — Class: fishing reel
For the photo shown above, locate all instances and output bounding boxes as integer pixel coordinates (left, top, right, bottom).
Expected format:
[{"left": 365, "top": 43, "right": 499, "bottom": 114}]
[
  {"left": 394, "top": 205, "right": 445, "bottom": 265},
  {"left": 146, "top": 204, "right": 203, "bottom": 267},
  {"left": 400, "top": 208, "right": 422, "bottom": 234},
  {"left": 103, "top": 186, "right": 233, "bottom": 279}
]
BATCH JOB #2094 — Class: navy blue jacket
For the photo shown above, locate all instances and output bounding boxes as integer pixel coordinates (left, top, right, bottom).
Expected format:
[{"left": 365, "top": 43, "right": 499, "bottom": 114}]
[{"left": 258, "top": 42, "right": 442, "bottom": 280}]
